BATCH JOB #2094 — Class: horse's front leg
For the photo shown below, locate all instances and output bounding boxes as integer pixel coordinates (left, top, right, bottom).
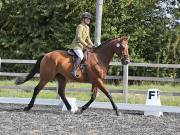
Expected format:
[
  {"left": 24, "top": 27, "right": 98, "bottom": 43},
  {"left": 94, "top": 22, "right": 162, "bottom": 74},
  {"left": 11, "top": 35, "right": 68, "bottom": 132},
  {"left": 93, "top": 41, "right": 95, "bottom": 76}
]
[
  {"left": 79, "top": 85, "right": 98, "bottom": 113},
  {"left": 97, "top": 78, "right": 119, "bottom": 116}
]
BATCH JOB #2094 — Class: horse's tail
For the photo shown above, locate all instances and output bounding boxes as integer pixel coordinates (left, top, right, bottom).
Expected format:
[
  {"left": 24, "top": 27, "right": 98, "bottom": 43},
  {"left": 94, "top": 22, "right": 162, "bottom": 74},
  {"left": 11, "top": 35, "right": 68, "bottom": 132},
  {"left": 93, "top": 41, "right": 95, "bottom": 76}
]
[{"left": 15, "top": 55, "right": 44, "bottom": 85}]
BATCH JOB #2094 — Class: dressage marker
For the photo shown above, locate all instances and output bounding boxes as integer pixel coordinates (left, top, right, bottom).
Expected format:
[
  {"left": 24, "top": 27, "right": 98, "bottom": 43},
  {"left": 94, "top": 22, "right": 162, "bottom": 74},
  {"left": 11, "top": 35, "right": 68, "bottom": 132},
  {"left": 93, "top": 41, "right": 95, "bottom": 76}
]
[{"left": 144, "top": 89, "right": 163, "bottom": 117}]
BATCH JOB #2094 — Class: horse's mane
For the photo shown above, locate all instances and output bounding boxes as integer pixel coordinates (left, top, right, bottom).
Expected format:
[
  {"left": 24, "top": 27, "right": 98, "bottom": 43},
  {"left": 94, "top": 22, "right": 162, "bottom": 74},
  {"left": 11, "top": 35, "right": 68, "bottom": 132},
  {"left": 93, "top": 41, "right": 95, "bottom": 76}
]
[{"left": 94, "top": 36, "right": 128, "bottom": 49}]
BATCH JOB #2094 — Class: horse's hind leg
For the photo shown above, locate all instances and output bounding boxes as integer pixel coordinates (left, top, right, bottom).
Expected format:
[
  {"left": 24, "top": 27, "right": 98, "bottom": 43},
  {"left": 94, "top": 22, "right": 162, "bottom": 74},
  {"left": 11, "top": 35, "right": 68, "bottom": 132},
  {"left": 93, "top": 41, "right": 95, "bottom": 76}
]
[
  {"left": 23, "top": 55, "right": 56, "bottom": 111},
  {"left": 56, "top": 74, "right": 72, "bottom": 112},
  {"left": 97, "top": 78, "right": 119, "bottom": 116},
  {"left": 24, "top": 81, "right": 47, "bottom": 111}
]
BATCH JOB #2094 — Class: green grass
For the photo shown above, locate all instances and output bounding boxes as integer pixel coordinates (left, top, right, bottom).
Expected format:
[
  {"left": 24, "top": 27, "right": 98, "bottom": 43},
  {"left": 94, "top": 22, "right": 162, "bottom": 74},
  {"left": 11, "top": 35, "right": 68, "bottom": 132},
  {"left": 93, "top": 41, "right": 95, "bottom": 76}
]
[
  {"left": 0, "top": 80, "right": 180, "bottom": 106},
  {"left": 1, "top": 80, "right": 180, "bottom": 91},
  {"left": 128, "top": 83, "right": 180, "bottom": 92}
]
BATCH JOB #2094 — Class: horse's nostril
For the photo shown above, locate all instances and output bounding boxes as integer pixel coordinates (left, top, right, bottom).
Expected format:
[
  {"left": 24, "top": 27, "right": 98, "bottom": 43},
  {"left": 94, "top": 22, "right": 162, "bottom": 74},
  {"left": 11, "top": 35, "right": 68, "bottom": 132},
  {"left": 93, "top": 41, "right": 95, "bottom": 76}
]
[
  {"left": 122, "top": 59, "right": 130, "bottom": 65},
  {"left": 126, "top": 60, "right": 130, "bottom": 65}
]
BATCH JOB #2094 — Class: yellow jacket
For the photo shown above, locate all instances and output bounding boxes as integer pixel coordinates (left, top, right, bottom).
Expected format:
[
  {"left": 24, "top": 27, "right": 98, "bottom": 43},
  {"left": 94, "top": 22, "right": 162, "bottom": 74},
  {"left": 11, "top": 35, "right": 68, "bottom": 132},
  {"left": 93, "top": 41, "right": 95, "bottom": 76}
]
[{"left": 71, "top": 23, "right": 93, "bottom": 50}]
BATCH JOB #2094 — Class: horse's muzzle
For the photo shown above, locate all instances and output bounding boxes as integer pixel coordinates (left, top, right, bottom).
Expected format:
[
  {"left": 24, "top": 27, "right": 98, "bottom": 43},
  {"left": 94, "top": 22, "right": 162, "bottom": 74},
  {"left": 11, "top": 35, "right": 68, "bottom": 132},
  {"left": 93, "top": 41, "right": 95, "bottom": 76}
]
[{"left": 121, "top": 58, "right": 130, "bottom": 65}]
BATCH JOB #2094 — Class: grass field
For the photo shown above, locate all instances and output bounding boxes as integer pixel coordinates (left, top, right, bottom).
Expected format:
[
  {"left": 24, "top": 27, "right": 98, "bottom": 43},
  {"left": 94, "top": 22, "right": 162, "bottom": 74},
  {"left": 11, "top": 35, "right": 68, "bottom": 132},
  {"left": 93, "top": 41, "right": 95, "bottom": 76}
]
[{"left": 0, "top": 80, "right": 180, "bottom": 106}]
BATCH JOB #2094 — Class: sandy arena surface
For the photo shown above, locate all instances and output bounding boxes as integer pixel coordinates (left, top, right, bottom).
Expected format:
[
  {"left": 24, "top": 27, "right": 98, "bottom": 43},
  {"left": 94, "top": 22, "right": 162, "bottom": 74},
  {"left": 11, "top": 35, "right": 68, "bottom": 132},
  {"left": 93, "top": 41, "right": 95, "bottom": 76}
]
[{"left": 0, "top": 104, "right": 179, "bottom": 135}]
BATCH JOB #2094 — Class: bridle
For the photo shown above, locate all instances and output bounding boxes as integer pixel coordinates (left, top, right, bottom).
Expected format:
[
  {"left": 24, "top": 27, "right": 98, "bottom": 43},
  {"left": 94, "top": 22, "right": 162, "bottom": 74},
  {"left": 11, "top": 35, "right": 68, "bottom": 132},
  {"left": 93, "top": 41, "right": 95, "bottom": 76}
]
[{"left": 116, "top": 41, "right": 129, "bottom": 65}]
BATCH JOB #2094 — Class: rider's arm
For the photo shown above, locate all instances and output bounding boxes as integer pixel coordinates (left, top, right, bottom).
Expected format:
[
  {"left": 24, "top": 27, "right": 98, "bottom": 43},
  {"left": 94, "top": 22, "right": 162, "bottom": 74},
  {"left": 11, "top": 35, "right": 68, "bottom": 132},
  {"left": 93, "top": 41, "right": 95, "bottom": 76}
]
[{"left": 86, "top": 26, "right": 93, "bottom": 48}]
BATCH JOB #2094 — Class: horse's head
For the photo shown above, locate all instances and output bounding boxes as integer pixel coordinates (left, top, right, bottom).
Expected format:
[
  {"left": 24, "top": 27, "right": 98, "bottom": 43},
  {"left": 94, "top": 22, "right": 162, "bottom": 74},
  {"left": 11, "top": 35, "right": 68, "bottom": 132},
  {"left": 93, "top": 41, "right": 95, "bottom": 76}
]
[{"left": 114, "top": 37, "right": 130, "bottom": 65}]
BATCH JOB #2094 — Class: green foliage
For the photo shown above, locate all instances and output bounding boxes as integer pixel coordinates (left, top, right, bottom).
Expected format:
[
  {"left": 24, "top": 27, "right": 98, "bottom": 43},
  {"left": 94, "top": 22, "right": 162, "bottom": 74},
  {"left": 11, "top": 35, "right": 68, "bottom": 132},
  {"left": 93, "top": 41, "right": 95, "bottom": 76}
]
[
  {"left": 0, "top": 0, "right": 179, "bottom": 78},
  {"left": 0, "top": 0, "right": 96, "bottom": 59}
]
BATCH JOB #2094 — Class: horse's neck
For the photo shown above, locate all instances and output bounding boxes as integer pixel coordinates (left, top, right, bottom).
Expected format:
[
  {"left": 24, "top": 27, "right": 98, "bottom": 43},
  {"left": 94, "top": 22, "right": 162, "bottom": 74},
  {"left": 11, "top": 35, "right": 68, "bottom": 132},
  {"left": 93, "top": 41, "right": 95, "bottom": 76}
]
[{"left": 95, "top": 44, "right": 114, "bottom": 69}]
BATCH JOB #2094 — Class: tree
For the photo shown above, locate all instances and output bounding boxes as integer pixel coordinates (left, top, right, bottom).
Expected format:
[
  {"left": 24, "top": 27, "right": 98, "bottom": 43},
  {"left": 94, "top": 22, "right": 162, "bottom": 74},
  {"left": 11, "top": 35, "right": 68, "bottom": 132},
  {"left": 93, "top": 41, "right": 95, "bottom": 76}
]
[{"left": 0, "top": 0, "right": 179, "bottom": 78}]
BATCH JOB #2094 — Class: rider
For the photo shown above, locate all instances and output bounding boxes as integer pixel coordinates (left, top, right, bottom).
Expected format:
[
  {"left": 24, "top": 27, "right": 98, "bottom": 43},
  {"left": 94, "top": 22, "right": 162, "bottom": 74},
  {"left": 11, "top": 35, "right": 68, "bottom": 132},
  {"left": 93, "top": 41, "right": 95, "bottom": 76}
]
[{"left": 70, "top": 12, "right": 94, "bottom": 78}]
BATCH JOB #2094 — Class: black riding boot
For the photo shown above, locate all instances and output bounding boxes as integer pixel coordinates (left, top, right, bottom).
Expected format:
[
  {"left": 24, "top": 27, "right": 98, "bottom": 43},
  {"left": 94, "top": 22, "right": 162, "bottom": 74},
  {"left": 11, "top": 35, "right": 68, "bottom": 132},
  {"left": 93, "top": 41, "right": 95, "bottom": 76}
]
[{"left": 70, "top": 57, "right": 81, "bottom": 78}]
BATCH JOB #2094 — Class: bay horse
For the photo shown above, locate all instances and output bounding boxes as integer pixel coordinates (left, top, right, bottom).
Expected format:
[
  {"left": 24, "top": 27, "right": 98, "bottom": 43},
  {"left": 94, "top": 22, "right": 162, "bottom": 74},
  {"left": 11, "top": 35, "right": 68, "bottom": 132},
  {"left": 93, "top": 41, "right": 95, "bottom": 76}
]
[{"left": 15, "top": 36, "right": 129, "bottom": 116}]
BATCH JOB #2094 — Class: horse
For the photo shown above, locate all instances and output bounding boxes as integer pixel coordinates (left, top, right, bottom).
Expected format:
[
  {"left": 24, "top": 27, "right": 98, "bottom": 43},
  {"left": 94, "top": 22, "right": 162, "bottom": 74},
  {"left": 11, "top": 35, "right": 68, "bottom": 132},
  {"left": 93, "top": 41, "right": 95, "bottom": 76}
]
[{"left": 15, "top": 36, "right": 129, "bottom": 116}]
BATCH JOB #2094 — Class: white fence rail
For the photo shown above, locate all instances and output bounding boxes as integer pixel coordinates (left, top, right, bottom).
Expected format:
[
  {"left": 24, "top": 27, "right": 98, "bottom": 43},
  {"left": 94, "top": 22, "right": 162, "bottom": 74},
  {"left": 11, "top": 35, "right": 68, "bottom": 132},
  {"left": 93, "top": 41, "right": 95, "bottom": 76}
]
[
  {"left": 0, "top": 58, "right": 180, "bottom": 112},
  {"left": 1, "top": 58, "right": 180, "bottom": 82},
  {"left": 1, "top": 58, "right": 180, "bottom": 68},
  {"left": 0, "top": 58, "right": 180, "bottom": 94}
]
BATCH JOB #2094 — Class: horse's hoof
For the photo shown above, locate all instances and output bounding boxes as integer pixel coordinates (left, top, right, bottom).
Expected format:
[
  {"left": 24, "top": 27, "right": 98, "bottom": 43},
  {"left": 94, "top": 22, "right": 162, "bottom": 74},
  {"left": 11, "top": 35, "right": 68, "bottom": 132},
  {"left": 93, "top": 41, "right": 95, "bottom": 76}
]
[
  {"left": 116, "top": 111, "right": 120, "bottom": 116},
  {"left": 70, "top": 106, "right": 78, "bottom": 114},
  {"left": 74, "top": 110, "right": 81, "bottom": 114},
  {"left": 23, "top": 106, "right": 31, "bottom": 111},
  {"left": 74, "top": 109, "right": 83, "bottom": 115}
]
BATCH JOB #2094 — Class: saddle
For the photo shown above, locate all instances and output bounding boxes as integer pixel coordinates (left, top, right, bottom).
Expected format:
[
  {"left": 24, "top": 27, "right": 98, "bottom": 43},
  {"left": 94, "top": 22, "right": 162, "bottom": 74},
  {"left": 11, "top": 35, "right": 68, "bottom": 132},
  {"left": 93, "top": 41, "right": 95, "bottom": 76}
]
[
  {"left": 67, "top": 49, "right": 88, "bottom": 68},
  {"left": 67, "top": 49, "right": 95, "bottom": 81}
]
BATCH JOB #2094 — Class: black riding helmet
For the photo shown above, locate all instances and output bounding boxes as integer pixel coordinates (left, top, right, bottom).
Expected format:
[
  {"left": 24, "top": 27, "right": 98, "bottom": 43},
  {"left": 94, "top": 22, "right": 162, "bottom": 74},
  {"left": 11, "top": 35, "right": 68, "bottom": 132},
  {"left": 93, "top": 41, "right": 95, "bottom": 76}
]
[{"left": 82, "top": 12, "right": 92, "bottom": 19}]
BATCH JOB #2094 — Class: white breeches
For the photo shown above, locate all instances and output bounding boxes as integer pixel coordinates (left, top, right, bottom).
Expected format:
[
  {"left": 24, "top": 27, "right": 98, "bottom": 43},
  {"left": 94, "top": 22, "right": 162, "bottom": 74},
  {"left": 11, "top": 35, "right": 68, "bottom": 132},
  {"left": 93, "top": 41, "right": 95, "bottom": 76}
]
[{"left": 73, "top": 49, "right": 84, "bottom": 60}]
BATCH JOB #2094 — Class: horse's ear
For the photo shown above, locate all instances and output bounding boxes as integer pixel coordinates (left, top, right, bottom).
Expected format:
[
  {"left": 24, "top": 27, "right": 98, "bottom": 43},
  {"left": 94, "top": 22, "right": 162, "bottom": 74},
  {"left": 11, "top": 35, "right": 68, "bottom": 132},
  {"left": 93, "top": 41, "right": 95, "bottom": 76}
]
[
  {"left": 117, "top": 36, "right": 128, "bottom": 42},
  {"left": 121, "top": 36, "right": 128, "bottom": 41}
]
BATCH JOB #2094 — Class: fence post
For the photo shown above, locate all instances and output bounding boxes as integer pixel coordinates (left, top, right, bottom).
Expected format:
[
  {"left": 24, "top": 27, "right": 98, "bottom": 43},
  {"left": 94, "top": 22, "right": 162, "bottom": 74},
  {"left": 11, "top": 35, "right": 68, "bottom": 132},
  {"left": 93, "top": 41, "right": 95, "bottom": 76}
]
[
  {"left": 94, "top": 0, "right": 104, "bottom": 46},
  {"left": 123, "top": 65, "right": 129, "bottom": 103}
]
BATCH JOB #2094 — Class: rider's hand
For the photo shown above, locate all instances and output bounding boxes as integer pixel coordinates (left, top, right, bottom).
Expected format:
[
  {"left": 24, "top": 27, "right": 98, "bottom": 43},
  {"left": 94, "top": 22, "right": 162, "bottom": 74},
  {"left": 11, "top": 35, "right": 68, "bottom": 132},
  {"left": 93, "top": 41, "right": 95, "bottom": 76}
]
[{"left": 85, "top": 46, "right": 91, "bottom": 50}]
